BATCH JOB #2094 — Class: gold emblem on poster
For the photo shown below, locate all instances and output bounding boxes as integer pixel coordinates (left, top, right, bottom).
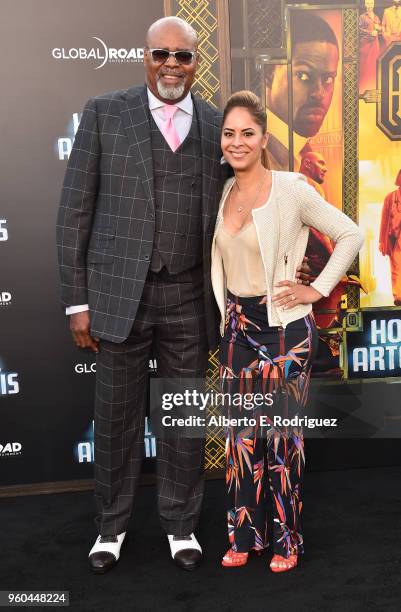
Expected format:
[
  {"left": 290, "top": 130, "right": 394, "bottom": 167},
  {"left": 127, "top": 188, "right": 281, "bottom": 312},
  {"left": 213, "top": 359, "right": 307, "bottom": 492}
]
[{"left": 377, "top": 42, "right": 401, "bottom": 140}]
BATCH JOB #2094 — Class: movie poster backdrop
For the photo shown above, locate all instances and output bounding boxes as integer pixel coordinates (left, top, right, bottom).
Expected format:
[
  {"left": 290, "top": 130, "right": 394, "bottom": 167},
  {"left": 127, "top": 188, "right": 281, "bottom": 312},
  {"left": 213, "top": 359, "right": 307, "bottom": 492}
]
[{"left": 254, "top": 3, "right": 401, "bottom": 435}]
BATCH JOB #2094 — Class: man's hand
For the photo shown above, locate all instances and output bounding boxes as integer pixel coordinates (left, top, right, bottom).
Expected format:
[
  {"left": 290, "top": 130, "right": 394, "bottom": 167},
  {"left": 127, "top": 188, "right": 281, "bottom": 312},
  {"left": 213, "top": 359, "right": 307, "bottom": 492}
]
[
  {"left": 272, "top": 280, "right": 323, "bottom": 310},
  {"left": 295, "top": 256, "right": 316, "bottom": 286},
  {"left": 69, "top": 311, "right": 99, "bottom": 353}
]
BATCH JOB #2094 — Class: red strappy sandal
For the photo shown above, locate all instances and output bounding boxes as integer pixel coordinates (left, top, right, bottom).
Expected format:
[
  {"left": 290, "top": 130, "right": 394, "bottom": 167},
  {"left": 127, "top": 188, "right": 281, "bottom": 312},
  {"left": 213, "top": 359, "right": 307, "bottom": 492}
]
[
  {"left": 269, "top": 553, "right": 298, "bottom": 573},
  {"left": 221, "top": 547, "right": 264, "bottom": 567},
  {"left": 221, "top": 548, "right": 249, "bottom": 567}
]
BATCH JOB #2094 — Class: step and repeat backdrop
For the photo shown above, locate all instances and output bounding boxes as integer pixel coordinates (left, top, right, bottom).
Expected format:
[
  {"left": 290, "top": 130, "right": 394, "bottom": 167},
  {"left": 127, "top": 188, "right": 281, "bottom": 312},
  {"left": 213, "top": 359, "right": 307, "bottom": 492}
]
[
  {"left": 1, "top": 0, "right": 229, "bottom": 488},
  {"left": 2, "top": 0, "right": 401, "bottom": 490},
  {"left": 1, "top": 0, "right": 165, "bottom": 486}
]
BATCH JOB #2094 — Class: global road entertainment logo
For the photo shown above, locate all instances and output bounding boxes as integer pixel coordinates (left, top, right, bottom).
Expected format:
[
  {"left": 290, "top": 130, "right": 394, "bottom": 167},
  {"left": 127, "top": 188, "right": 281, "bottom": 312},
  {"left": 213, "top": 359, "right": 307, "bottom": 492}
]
[
  {"left": 52, "top": 37, "right": 144, "bottom": 70},
  {"left": 0, "top": 442, "right": 22, "bottom": 457}
]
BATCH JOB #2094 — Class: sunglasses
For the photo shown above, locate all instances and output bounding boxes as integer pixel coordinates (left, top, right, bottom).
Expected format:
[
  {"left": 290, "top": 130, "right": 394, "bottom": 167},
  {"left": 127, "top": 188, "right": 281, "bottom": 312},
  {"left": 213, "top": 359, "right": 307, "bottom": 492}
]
[{"left": 147, "top": 48, "right": 197, "bottom": 66}]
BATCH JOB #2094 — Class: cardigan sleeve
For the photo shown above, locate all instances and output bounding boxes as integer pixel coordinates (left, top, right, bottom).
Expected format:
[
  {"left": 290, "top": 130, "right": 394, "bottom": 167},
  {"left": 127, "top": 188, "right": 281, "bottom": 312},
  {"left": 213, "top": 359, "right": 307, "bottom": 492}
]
[{"left": 294, "top": 174, "right": 364, "bottom": 297}]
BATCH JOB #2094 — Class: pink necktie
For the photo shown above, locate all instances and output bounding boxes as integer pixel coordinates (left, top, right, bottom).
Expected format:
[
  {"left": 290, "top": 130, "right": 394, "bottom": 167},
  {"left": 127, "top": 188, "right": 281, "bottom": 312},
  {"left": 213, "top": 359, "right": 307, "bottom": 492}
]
[{"left": 161, "top": 104, "right": 180, "bottom": 152}]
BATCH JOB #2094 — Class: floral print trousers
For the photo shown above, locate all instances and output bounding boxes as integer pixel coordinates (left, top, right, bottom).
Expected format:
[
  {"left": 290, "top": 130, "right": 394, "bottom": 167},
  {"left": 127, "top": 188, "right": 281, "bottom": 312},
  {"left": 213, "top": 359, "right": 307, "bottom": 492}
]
[{"left": 219, "top": 292, "right": 318, "bottom": 557}]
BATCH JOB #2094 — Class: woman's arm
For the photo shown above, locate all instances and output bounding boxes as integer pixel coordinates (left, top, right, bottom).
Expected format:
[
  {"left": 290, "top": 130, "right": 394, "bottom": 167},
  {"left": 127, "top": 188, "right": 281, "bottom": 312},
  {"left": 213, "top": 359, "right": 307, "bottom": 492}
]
[{"left": 295, "top": 174, "right": 364, "bottom": 298}]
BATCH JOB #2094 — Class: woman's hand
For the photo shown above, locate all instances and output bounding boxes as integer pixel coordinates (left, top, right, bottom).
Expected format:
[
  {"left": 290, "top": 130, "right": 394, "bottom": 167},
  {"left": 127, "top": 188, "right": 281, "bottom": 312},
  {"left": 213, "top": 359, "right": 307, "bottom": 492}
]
[{"left": 272, "top": 280, "right": 323, "bottom": 310}]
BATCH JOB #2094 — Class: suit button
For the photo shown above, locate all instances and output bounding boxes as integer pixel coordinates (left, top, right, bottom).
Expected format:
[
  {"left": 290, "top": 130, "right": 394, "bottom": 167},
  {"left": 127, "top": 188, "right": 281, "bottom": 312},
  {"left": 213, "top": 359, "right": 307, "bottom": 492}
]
[
  {"left": 150, "top": 213, "right": 154, "bottom": 220},
  {"left": 144, "top": 255, "right": 149, "bottom": 260}
]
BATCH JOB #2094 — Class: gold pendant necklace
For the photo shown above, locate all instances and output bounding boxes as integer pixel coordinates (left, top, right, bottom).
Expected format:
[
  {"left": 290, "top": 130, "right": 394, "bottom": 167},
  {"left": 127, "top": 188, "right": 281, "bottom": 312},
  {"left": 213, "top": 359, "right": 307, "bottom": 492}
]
[{"left": 232, "top": 170, "right": 267, "bottom": 214}]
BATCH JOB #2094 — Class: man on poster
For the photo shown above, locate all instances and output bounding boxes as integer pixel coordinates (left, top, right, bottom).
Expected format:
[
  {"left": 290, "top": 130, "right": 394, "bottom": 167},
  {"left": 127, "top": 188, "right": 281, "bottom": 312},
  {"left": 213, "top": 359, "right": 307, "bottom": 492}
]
[
  {"left": 359, "top": 0, "right": 382, "bottom": 92},
  {"left": 299, "top": 151, "right": 334, "bottom": 277},
  {"left": 265, "top": 11, "right": 339, "bottom": 171},
  {"left": 379, "top": 170, "right": 401, "bottom": 305},
  {"left": 57, "top": 16, "right": 226, "bottom": 574},
  {"left": 300, "top": 150, "right": 328, "bottom": 198},
  {"left": 382, "top": 0, "right": 401, "bottom": 46},
  {"left": 265, "top": 12, "right": 345, "bottom": 326}
]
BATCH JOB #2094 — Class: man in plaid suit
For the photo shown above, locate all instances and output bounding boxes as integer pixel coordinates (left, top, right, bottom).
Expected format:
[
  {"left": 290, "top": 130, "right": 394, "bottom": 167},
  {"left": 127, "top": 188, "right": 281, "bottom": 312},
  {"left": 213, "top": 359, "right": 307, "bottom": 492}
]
[{"left": 56, "top": 16, "right": 226, "bottom": 573}]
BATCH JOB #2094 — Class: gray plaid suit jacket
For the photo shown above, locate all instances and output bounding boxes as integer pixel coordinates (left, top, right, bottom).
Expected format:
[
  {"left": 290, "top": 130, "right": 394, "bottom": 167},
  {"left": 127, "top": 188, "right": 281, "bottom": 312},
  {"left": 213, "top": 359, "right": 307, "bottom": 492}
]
[{"left": 56, "top": 85, "right": 226, "bottom": 347}]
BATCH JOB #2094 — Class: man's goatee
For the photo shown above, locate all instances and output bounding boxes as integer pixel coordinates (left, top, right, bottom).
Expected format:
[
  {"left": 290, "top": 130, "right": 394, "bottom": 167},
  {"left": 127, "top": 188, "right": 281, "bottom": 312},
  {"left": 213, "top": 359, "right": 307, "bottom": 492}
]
[{"left": 157, "top": 81, "right": 185, "bottom": 100}]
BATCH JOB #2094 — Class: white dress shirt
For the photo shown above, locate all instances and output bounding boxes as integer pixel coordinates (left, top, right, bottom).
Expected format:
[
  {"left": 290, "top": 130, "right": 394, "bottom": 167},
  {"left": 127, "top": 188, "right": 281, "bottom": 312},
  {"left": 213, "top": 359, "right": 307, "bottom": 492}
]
[
  {"left": 266, "top": 109, "right": 310, "bottom": 171},
  {"left": 66, "top": 88, "right": 194, "bottom": 315},
  {"left": 147, "top": 87, "right": 193, "bottom": 144}
]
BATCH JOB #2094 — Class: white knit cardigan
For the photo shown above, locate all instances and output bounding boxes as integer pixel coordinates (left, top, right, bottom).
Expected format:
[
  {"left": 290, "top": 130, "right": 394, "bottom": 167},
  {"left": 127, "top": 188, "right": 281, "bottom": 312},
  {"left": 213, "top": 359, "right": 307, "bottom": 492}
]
[{"left": 211, "top": 171, "right": 364, "bottom": 334}]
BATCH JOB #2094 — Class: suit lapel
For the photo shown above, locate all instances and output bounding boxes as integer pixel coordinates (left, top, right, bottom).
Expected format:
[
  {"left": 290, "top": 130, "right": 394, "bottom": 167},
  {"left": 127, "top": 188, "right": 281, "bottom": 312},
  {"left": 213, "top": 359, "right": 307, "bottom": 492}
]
[
  {"left": 193, "top": 96, "right": 222, "bottom": 236},
  {"left": 120, "top": 85, "right": 154, "bottom": 210}
]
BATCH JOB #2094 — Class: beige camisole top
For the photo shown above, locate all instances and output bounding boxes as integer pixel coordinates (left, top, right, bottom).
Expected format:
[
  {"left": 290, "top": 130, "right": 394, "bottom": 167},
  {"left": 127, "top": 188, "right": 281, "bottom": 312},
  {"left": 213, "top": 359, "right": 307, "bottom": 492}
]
[{"left": 215, "top": 221, "right": 267, "bottom": 297}]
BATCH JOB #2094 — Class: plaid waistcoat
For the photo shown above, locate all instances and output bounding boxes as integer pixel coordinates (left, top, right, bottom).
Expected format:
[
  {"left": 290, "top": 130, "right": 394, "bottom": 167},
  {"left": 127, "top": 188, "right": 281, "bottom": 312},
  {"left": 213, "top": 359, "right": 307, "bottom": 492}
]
[{"left": 149, "top": 110, "right": 203, "bottom": 273}]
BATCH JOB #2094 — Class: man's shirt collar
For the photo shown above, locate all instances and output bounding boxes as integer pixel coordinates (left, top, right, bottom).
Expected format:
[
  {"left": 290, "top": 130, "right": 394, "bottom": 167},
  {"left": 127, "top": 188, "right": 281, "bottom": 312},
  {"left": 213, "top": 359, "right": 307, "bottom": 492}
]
[
  {"left": 147, "top": 87, "right": 193, "bottom": 115},
  {"left": 267, "top": 108, "right": 309, "bottom": 164}
]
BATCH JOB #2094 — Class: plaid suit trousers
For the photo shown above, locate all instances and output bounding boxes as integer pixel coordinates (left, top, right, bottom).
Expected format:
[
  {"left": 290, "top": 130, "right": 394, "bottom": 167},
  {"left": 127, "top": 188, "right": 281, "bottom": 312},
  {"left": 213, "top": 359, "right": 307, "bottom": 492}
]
[{"left": 94, "top": 269, "right": 208, "bottom": 536}]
